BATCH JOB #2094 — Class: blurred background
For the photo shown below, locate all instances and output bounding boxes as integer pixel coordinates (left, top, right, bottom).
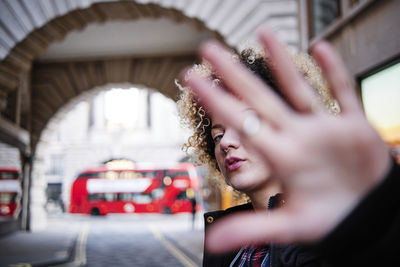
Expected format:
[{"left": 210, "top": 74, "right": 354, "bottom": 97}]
[{"left": 0, "top": 0, "right": 399, "bottom": 266}]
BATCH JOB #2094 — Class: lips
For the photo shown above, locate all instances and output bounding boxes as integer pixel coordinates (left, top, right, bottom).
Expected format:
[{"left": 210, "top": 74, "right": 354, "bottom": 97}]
[{"left": 225, "top": 157, "right": 244, "bottom": 172}]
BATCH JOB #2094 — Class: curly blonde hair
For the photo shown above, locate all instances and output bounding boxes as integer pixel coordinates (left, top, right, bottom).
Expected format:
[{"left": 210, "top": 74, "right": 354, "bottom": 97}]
[{"left": 176, "top": 47, "right": 339, "bottom": 190}]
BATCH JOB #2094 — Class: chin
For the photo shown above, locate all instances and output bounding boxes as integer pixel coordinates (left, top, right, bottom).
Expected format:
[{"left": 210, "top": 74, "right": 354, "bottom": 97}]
[
  {"left": 229, "top": 177, "right": 254, "bottom": 191},
  {"left": 231, "top": 175, "right": 268, "bottom": 192}
]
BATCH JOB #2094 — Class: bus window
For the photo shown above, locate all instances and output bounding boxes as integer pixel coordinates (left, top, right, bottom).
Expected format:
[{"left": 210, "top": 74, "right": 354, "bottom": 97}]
[
  {"left": 88, "top": 193, "right": 117, "bottom": 201},
  {"left": 118, "top": 193, "right": 133, "bottom": 201},
  {"left": 88, "top": 194, "right": 105, "bottom": 201},
  {"left": 105, "top": 193, "right": 116, "bottom": 201},
  {"left": 0, "top": 168, "right": 21, "bottom": 217},
  {"left": 0, "top": 172, "right": 19, "bottom": 179},
  {"left": 175, "top": 191, "right": 188, "bottom": 200},
  {"left": 151, "top": 188, "right": 164, "bottom": 199},
  {"left": 0, "top": 193, "right": 17, "bottom": 204},
  {"left": 165, "top": 171, "right": 189, "bottom": 178},
  {"left": 78, "top": 172, "right": 106, "bottom": 178},
  {"left": 132, "top": 194, "right": 152, "bottom": 204}
]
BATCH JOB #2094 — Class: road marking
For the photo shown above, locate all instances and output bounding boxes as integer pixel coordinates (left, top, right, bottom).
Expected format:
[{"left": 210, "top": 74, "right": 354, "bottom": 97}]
[
  {"left": 74, "top": 222, "right": 90, "bottom": 266},
  {"left": 150, "top": 225, "right": 198, "bottom": 267}
]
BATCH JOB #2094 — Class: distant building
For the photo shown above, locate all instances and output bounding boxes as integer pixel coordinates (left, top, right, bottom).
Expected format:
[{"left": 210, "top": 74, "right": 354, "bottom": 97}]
[{"left": 41, "top": 88, "right": 191, "bottom": 213}]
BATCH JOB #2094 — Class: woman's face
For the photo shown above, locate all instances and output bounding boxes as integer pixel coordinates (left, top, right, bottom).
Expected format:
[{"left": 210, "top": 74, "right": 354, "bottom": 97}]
[{"left": 210, "top": 110, "right": 272, "bottom": 193}]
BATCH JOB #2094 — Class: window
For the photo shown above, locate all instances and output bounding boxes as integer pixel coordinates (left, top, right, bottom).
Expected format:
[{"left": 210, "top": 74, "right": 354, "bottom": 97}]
[
  {"left": 88, "top": 193, "right": 117, "bottom": 201},
  {"left": 88, "top": 194, "right": 104, "bottom": 201},
  {"left": 165, "top": 170, "right": 189, "bottom": 178},
  {"left": 132, "top": 194, "right": 152, "bottom": 204},
  {"left": 78, "top": 172, "right": 105, "bottom": 178},
  {"left": 47, "top": 154, "right": 64, "bottom": 176},
  {"left": 151, "top": 188, "right": 164, "bottom": 199},
  {"left": 307, "top": 0, "right": 369, "bottom": 39},
  {"left": 0, "top": 171, "right": 19, "bottom": 179},
  {"left": 0, "top": 193, "right": 17, "bottom": 204},
  {"left": 360, "top": 61, "right": 400, "bottom": 147},
  {"left": 175, "top": 191, "right": 188, "bottom": 200},
  {"left": 309, "top": 0, "right": 340, "bottom": 38},
  {"left": 118, "top": 193, "right": 132, "bottom": 201},
  {"left": 46, "top": 183, "right": 62, "bottom": 201},
  {"left": 349, "top": 0, "right": 360, "bottom": 7}
]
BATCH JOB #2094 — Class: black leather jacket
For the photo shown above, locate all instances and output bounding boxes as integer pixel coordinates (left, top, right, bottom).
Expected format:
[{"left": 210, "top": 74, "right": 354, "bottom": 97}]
[
  {"left": 203, "top": 194, "right": 322, "bottom": 267},
  {"left": 310, "top": 159, "right": 400, "bottom": 266}
]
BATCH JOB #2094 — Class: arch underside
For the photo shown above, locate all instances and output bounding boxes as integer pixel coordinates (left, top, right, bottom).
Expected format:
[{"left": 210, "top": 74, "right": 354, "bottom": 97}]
[
  {"left": 0, "top": 0, "right": 299, "bottom": 154},
  {"left": 31, "top": 54, "right": 196, "bottom": 149}
]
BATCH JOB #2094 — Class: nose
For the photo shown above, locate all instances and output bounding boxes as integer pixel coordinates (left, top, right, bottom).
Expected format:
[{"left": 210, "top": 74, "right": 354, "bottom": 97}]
[{"left": 220, "top": 128, "right": 240, "bottom": 153}]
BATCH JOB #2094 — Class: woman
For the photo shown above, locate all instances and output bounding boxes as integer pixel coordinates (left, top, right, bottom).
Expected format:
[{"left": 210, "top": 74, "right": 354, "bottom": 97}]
[
  {"left": 181, "top": 28, "right": 397, "bottom": 266},
  {"left": 177, "top": 46, "right": 338, "bottom": 266}
]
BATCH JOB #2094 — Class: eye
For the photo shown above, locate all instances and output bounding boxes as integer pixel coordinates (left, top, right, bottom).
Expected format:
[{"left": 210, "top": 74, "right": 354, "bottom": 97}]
[{"left": 212, "top": 133, "right": 223, "bottom": 144}]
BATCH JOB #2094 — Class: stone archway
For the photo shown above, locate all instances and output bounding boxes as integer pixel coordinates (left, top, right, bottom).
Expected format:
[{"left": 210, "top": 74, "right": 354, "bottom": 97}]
[
  {"left": 0, "top": 0, "right": 299, "bottom": 151},
  {"left": 1, "top": 0, "right": 223, "bottom": 153},
  {"left": 0, "top": 1, "right": 300, "bottom": 151},
  {"left": 0, "top": 0, "right": 299, "bottom": 155},
  {"left": 0, "top": 0, "right": 300, "bottom": 231}
]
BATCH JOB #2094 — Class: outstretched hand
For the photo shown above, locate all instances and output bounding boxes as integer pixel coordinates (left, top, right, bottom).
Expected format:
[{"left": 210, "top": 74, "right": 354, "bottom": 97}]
[{"left": 183, "top": 27, "right": 391, "bottom": 253}]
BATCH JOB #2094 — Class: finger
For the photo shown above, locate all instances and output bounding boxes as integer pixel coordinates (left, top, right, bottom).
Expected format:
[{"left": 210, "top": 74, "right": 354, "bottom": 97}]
[
  {"left": 184, "top": 71, "right": 286, "bottom": 165},
  {"left": 199, "top": 40, "right": 290, "bottom": 128},
  {"left": 258, "top": 27, "right": 321, "bottom": 113},
  {"left": 311, "top": 41, "right": 361, "bottom": 114},
  {"left": 205, "top": 210, "right": 319, "bottom": 253}
]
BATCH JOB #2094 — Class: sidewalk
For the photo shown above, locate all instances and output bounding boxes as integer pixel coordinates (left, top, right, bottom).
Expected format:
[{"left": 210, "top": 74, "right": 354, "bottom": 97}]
[{"left": 0, "top": 218, "right": 79, "bottom": 267}]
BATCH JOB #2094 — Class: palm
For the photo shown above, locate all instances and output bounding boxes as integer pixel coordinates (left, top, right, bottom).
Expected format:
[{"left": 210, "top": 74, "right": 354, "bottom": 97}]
[{"left": 249, "top": 111, "right": 387, "bottom": 240}]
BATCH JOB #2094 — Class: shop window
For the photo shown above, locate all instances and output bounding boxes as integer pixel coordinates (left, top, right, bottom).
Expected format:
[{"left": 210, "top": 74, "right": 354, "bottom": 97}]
[{"left": 360, "top": 60, "right": 400, "bottom": 161}]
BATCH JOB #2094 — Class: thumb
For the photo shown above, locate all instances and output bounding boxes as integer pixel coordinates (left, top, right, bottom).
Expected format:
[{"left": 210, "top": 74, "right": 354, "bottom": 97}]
[{"left": 205, "top": 210, "right": 307, "bottom": 253}]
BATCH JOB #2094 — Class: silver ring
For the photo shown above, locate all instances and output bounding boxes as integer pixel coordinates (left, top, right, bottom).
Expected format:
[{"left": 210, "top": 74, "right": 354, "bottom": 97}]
[
  {"left": 242, "top": 112, "right": 261, "bottom": 136},
  {"left": 223, "top": 148, "right": 229, "bottom": 153}
]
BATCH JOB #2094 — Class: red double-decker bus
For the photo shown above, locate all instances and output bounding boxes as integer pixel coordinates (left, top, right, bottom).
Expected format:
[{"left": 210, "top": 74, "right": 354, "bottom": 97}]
[
  {"left": 69, "top": 160, "right": 201, "bottom": 215},
  {"left": 0, "top": 167, "right": 21, "bottom": 217}
]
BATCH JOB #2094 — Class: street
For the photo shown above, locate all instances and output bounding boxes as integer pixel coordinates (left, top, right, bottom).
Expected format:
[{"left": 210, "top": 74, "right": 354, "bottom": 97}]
[
  {"left": 0, "top": 213, "right": 204, "bottom": 267},
  {"left": 79, "top": 213, "right": 203, "bottom": 266}
]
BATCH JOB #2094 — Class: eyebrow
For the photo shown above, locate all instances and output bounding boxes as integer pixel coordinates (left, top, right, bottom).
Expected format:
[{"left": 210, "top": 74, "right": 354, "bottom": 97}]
[
  {"left": 211, "top": 124, "right": 223, "bottom": 130},
  {"left": 211, "top": 109, "right": 254, "bottom": 130}
]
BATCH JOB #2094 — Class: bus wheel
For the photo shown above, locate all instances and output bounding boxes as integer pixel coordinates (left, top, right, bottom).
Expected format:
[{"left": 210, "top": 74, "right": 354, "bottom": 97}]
[
  {"left": 162, "top": 207, "right": 171, "bottom": 214},
  {"left": 90, "top": 207, "right": 101, "bottom": 216}
]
